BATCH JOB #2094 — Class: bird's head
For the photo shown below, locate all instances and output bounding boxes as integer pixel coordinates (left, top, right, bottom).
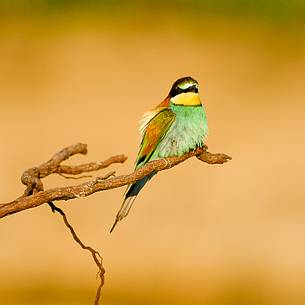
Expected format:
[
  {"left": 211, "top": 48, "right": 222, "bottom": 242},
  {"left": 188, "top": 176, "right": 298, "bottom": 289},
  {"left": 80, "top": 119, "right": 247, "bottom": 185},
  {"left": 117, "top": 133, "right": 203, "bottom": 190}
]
[{"left": 169, "top": 76, "right": 201, "bottom": 106}]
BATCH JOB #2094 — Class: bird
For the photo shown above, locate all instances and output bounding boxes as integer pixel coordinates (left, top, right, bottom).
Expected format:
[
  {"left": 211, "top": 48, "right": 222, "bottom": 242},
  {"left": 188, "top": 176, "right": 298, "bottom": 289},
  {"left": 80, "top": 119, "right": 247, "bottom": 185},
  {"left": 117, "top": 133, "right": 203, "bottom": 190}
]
[{"left": 110, "top": 76, "right": 208, "bottom": 232}]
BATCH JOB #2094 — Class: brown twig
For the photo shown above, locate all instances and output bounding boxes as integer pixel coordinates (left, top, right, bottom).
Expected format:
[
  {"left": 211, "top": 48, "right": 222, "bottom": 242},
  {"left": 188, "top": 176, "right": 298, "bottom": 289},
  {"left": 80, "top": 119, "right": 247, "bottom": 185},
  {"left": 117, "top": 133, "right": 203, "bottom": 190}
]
[
  {"left": 48, "top": 202, "right": 105, "bottom": 305},
  {"left": 57, "top": 156, "right": 127, "bottom": 175},
  {"left": 0, "top": 143, "right": 231, "bottom": 305}
]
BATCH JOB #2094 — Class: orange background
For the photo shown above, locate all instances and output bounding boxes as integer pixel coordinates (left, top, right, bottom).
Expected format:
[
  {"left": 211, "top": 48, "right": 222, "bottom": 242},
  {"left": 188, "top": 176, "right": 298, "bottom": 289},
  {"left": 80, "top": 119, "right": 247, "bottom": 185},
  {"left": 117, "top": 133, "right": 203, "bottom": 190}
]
[{"left": 1, "top": 3, "right": 305, "bottom": 305}]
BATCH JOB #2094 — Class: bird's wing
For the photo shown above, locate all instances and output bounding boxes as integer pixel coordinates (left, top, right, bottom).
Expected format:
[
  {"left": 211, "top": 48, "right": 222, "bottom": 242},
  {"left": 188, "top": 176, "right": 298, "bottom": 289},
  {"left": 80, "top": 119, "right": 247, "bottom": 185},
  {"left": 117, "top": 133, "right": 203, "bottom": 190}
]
[{"left": 136, "top": 107, "right": 175, "bottom": 168}]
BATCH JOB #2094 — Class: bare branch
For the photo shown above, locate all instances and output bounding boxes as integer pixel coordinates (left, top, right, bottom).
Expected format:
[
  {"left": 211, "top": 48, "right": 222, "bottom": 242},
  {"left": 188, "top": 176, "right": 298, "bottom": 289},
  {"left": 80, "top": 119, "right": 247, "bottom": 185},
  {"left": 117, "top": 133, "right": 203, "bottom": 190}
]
[
  {"left": 0, "top": 142, "right": 231, "bottom": 305},
  {"left": 0, "top": 144, "right": 231, "bottom": 218},
  {"left": 197, "top": 150, "right": 232, "bottom": 164},
  {"left": 20, "top": 143, "right": 127, "bottom": 198},
  {"left": 48, "top": 202, "right": 105, "bottom": 305},
  {"left": 57, "top": 155, "right": 127, "bottom": 175}
]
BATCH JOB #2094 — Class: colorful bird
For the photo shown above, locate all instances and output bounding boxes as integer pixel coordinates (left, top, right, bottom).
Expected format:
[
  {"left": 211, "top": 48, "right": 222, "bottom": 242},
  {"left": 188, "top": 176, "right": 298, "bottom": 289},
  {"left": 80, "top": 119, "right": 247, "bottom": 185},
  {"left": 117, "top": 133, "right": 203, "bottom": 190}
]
[{"left": 110, "top": 76, "right": 208, "bottom": 232}]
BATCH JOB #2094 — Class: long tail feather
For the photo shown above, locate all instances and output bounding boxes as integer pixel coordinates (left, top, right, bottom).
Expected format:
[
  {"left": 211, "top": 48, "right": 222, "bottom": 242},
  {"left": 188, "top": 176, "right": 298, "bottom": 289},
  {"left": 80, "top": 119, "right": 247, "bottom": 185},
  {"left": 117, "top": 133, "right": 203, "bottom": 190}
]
[
  {"left": 110, "top": 196, "right": 137, "bottom": 233},
  {"left": 110, "top": 173, "right": 155, "bottom": 232}
]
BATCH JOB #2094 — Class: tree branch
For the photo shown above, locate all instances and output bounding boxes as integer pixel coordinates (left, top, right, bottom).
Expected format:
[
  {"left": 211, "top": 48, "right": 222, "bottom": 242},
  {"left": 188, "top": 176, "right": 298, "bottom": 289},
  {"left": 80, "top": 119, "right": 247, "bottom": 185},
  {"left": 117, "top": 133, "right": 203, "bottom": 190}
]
[
  {"left": 0, "top": 143, "right": 231, "bottom": 305},
  {"left": 0, "top": 145, "right": 230, "bottom": 218},
  {"left": 48, "top": 202, "right": 105, "bottom": 305},
  {"left": 1, "top": 144, "right": 231, "bottom": 218}
]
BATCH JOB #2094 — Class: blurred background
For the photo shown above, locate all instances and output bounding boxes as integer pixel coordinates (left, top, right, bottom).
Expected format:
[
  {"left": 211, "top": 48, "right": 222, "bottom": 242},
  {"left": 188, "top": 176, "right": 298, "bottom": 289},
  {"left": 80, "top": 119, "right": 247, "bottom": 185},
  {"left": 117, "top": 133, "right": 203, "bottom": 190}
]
[{"left": 1, "top": 1, "right": 305, "bottom": 304}]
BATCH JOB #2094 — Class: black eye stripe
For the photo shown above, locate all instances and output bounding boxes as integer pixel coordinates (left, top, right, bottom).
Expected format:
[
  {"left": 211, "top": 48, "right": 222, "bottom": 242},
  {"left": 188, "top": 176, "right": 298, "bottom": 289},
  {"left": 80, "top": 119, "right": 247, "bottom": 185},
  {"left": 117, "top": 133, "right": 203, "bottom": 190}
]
[
  {"left": 171, "top": 85, "right": 198, "bottom": 97},
  {"left": 187, "top": 85, "right": 198, "bottom": 93}
]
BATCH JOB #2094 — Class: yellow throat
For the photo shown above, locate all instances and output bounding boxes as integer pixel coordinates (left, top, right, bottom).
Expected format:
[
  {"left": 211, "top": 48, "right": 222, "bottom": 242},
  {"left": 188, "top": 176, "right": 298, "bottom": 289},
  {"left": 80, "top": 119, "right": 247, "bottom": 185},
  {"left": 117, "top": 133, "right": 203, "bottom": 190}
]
[{"left": 171, "top": 92, "right": 201, "bottom": 106}]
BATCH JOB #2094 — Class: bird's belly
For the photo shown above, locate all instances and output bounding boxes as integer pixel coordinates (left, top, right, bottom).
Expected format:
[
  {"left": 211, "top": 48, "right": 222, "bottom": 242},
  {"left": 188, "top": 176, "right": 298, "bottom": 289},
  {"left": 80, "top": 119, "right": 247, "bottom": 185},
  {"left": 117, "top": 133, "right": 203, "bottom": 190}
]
[{"left": 155, "top": 105, "right": 208, "bottom": 158}]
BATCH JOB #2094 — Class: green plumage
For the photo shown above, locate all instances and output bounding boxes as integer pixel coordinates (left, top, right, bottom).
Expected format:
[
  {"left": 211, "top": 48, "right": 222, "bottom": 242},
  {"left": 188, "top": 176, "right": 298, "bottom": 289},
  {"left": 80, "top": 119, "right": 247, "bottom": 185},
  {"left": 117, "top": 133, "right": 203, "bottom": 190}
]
[
  {"left": 152, "top": 103, "right": 208, "bottom": 159},
  {"left": 110, "top": 76, "right": 208, "bottom": 232}
]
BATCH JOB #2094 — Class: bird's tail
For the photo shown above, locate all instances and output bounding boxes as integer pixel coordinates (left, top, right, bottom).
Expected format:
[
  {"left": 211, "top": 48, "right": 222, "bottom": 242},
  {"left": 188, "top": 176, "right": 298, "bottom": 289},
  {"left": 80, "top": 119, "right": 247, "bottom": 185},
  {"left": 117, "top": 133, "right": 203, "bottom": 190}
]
[{"left": 110, "top": 173, "right": 155, "bottom": 232}]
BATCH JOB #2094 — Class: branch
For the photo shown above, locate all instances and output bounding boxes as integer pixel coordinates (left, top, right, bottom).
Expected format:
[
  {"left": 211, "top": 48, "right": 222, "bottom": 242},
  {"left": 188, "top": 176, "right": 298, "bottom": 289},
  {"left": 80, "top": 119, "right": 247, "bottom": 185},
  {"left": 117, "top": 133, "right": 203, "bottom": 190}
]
[
  {"left": 20, "top": 143, "right": 127, "bottom": 197},
  {"left": 48, "top": 202, "right": 105, "bottom": 305},
  {"left": 0, "top": 143, "right": 231, "bottom": 305},
  {"left": 0, "top": 145, "right": 230, "bottom": 218},
  {"left": 3, "top": 143, "right": 124, "bottom": 305}
]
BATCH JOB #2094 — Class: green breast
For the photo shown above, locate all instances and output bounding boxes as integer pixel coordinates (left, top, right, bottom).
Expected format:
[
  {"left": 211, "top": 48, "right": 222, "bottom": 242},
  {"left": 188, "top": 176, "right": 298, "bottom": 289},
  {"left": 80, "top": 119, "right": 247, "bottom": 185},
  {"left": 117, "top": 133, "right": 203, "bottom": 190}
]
[{"left": 153, "top": 103, "right": 208, "bottom": 158}]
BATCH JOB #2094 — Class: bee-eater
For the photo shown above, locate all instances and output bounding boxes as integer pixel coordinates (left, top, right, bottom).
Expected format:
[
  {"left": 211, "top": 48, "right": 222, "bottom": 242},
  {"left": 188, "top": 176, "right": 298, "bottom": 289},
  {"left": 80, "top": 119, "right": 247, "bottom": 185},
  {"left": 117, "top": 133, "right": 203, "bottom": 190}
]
[{"left": 110, "top": 76, "right": 208, "bottom": 232}]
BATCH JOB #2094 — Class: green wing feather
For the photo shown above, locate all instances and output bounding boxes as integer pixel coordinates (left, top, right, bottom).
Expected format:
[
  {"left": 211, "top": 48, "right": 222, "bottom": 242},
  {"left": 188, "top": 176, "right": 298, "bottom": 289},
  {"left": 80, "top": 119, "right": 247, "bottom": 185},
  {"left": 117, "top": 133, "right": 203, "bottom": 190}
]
[{"left": 136, "top": 108, "right": 176, "bottom": 169}]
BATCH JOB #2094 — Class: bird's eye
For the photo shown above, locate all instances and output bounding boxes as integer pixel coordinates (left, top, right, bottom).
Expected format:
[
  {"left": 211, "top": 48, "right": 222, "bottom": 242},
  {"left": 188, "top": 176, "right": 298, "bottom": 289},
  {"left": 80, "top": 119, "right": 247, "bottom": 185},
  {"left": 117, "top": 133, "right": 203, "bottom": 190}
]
[{"left": 173, "top": 87, "right": 182, "bottom": 96}]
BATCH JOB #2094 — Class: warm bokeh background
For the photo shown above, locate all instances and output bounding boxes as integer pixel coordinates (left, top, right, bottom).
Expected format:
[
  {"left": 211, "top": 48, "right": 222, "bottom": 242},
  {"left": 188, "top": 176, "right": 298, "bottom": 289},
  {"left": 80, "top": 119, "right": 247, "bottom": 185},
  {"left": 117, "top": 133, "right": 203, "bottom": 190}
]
[{"left": 1, "top": 1, "right": 305, "bottom": 305}]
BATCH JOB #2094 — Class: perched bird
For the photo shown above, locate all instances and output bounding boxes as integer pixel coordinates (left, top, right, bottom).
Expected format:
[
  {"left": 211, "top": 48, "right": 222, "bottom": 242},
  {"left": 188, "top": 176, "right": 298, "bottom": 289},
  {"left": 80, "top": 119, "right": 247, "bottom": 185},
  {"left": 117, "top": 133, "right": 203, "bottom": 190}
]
[{"left": 110, "top": 76, "right": 208, "bottom": 232}]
